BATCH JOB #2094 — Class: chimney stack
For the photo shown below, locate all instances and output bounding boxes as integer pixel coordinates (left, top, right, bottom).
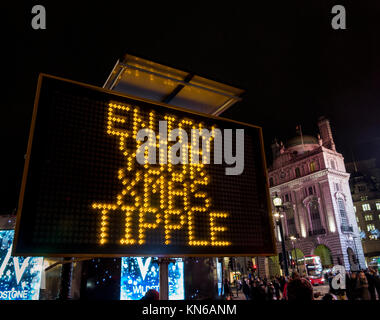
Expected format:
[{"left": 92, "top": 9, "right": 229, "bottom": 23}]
[{"left": 317, "top": 116, "right": 336, "bottom": 151}]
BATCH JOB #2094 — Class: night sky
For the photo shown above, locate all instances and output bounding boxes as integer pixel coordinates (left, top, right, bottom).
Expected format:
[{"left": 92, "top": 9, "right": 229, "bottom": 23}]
[{"left": 2, "top": 1, "right": 380, "bottom": 213}]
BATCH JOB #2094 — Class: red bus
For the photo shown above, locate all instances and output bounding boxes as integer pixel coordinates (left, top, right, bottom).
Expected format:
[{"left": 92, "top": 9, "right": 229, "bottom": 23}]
[{"left": 303, "top": 255, "right": 325, "bottom": 286}]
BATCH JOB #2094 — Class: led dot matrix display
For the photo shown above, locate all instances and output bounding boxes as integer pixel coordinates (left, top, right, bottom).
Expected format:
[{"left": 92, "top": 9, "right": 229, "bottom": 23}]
[{"left": 13, "top": 74, "right": 276, "bottom": 257}]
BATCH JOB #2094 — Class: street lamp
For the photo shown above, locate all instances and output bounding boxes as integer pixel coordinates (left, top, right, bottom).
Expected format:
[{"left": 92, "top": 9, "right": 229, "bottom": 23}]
[
  {"left": 273, "top": 196, "right": 289, "bottom": 277},
  {"left": 273, "top": 196, "right": 283, "bottom": 208},
  {"left": 289, "top": 235, "right": 299, "bottom": 273}
]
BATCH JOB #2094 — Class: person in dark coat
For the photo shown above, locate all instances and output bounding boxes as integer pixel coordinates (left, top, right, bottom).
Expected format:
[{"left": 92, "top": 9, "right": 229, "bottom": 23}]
[
  {"left": 242, "top": 278, "right": 250, "bottom": 300},
  {"left": 266, "top": 282, "right": 276, "bottom": 300},
  {"left": 365, "top": 269, "right": 377, "bottom": 300},
  {"left": 322, "top": 293, "right": 337, "bottom": 301},
  {"left": 273, "top": 279, "right": 281, "bottom": 300},
  {"left": 256, "top": 283, "right": 267, "bottom": 301},
  {"left": 250, "top": 280, "right": 262, "bottom": 301},
  {"left": 286, "top": 272, "right": 313, "bottom": 301},
  {"left": 346, "top": 272, "right": 357, "bottom": 300},
  {"left": 236, "top": 279, "right": 242, "bottom": 297},
  {"left": 248, "top": 279, "right": 255, "bottom": 300},
  {"left": 141, "top": 289, "right": 159, "bottom": 300},
  {"left": 279, "top": 276, "right": 286, "bottom": 294},
  {"left": 223, "top": 279, "right": 231, "bottom": 299},
  {"left": 369, "top": 267, "right": 380, "bottom": 299},
  {"left": 357, "top": 271, "right": 371, "bottom": 300}
]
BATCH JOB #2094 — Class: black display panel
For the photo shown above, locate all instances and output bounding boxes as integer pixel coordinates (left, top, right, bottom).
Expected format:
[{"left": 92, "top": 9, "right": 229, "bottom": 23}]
[{"left": 13, "top": 74, "right": 275, "bottom": 257}]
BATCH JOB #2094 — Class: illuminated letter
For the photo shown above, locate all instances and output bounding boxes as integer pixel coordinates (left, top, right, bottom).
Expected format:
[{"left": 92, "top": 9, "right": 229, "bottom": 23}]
[
  {"left": 136, "top": 128, "right": 157, "bottom": 165},
  {"left": 0, "top": 247, "right": 12, "bottom": 278},
  {"left": 130, "top": 108, "right": 147, "bottom": 170},
  {"left": 137, "top": 257, "right": 152, "bottom": 281},
  {"left": 209, "top": 212, "right": 230, "bottom": 246},
  {"left": 158, "top": 121, "right": 168, "bottom": 164},
  {"left": 31, "top": 5, "right": 46, "bottom": 30},
  {"left": 13, "top": 257, "right": 31, "bottom": 284},
  {"left": 331, "top": 5, "right": 346, "bottom": 30},
  {"left": 106, "top": 103, "right": 131, "bottom": 165},
  {"left": 165, "top": 115, "right": 176, "bottom": 172},
  {"left": 138, "top": 173, "right": 161, "bottom": 244},
  {"left": 190, "top": 128, "right": 215, "bottom": 164},
  {"left": 168, "top": 128, "right": 188, "bottom": 165},
  {"left": 224, "top": 129, "right": 244, "bottom": 175},
  {"left": 165, "top": 179, "right": 187, "bottom": 245},
  {"left": 107, "top": 103, "right": 130, "bottom": 138},
  {"left": 331, "top": 265, "right": 346, "bottom": 289},
  {"left": 188, "top": 168, "right": 210, "bottom": 246},
  {"left": 212, "top": 128, "right": 223, "bottom": 164}
]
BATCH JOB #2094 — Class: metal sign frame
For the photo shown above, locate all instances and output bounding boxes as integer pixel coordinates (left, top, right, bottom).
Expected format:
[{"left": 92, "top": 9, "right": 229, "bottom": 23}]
[{"left": 13, "top": 73, "right": 276, "bottom": 258}]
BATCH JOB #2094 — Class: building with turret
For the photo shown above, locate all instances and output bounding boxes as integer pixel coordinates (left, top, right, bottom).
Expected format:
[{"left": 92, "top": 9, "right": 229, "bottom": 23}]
[
  {"left": 346, "top": 158, "right": 380, "bottom": 271},
  {"left": 258, "top": 117, "right": 366, "bottom": 278}
]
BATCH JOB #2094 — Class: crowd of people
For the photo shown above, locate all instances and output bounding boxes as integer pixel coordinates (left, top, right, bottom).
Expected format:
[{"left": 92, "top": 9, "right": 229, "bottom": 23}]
[
  {"left": 223, "top": 267, "right": 380, "bottom": 301},
  {"left": 223, "top": 275, "right": 286, "bottom": 301},
  {"left": 328, "top": 267, "right": 380, "bottom": 300}
]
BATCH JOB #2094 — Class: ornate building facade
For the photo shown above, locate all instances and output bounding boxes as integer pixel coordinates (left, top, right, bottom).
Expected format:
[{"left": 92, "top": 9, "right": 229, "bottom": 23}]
[
  {"left": 258, "top": 117, "right": 366, "bottom": 278},
  {"left": 346, "top": 159, "right": 380, "bottom": 271}
]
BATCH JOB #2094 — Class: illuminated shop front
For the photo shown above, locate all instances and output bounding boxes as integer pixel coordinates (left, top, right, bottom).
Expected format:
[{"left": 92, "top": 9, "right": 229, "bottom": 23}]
[
  {"left": 120, "top": 257, "right": 184, "bottom": 300},
  {"left": 229, "top": 271, "right": 241, "bottom": 283},
  {"left": 0, "top": 230, "right": 43, "bottom": 300}
]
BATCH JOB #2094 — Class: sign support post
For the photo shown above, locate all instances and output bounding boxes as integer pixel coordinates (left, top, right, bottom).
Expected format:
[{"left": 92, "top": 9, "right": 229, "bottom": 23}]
[
  {"left": 158, "top": 257, "right": 175, "bottom": 300},
  {"left": 58, "top": 257, "right": 73, "bottom": 300},
  {"left": 159, "top": 258, "right": 169, "bottom": 300}
]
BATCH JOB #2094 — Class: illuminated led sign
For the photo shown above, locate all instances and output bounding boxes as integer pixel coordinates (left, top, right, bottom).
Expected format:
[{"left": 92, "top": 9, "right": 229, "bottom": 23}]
[
  {"left": 0, "top": 230, "right": 43, "bottom": 300},
  {"left": 13, "top": 74, "right": 275, "bottom": 257},
  {"left": 120, "top": 257, "right": 184, "bottom": 300}
]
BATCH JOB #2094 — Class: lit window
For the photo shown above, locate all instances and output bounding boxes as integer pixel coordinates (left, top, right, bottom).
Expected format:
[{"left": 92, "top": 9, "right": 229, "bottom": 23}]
[
  {"left": 353, "top": 206, "right": 356, "bottom": 213},
  {"left": 356, "top": 216, "right": 359, "bottom": 223},
  {"left": 358, "top": 226, "right": 361, "bottom": 232},
  {"left": 362, "top": 204, "right": 371, "bottom": 211},
  {"left": 369, "top": 235, "right": 378, "bottom": 240},
  {"left": 338, "top": 198, "right": 349, "bottom": 228},
  {"left": 376, "top": 203, "right": 380, "bottom": 210},
  {"left": 367, "top": 224, "right": 375, "bottom": 232},
  {"left": 330, "top": 160, "right": 336, "bottom": 170},
  {"left": 310, "top": 161, "right": 316, "bottom": 172},
  {"left": 310, "top": 201, "right": 323, "bottom": 231},
  {"left": 364, "top": 215, "right": 373, "bottom": 221}
]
